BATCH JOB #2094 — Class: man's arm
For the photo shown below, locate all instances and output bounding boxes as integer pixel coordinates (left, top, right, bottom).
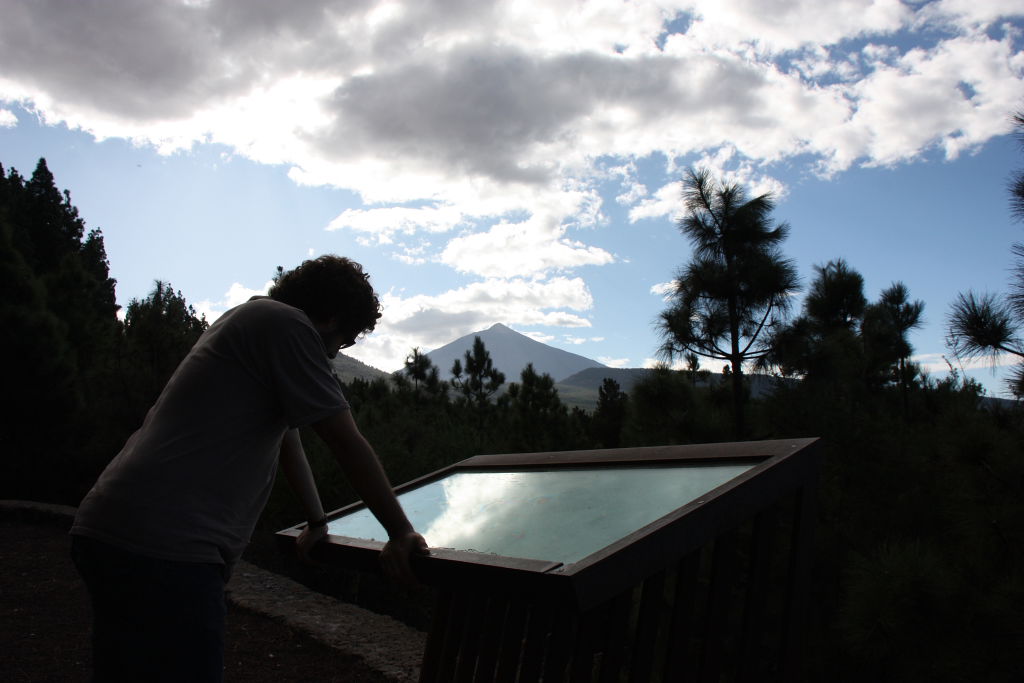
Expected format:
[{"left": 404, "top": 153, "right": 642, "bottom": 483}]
[
  {"left": 279, "top": 428, "right": 329, "bottom": 563},
  {"left": 312, "top": 409, "right": 427, "bottom": 584}
]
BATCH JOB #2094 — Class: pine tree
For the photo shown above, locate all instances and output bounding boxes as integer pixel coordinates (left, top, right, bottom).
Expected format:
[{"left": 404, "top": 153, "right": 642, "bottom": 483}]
[
  {"left": 658, "top": 168, "right": 799, "bottom": 436},
  {"left": 0, "top": 158, "right": 122, "bottom": 501},
  {"left": 450, "top": 336, "right": 505, "bottom": 407},
  {"left": 593, "top": 377, "right": 628, "bottom": 448},
  {"left": 505, "top": 363, "right": 568, "bottom": 451}
]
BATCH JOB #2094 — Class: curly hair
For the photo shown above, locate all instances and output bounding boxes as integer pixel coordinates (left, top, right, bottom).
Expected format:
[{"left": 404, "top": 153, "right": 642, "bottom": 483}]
[{"left": 268, "top": 255, "right": 382, "bottom": 336}]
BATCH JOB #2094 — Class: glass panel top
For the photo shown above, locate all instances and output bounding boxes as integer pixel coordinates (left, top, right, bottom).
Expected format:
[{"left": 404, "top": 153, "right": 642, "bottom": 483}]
[{"left": 327, "top": 463, "right": 755, "bottom": 565}]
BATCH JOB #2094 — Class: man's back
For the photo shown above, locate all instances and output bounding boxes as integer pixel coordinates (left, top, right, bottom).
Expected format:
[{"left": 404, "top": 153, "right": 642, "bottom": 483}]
[{"left": 72, "top": 298, "right": 346, "bottom": 565}]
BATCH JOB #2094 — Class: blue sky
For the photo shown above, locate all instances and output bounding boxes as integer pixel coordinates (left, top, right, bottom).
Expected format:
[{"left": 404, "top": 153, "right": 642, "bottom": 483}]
[{"left": 2, "top": 0, "right": 1023, "bottom": 397}]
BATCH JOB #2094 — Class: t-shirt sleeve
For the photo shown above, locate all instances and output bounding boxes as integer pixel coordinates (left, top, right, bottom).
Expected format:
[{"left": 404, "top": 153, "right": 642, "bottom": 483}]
[{"left": 265, "top": 314, "right": 350, "bottom": 427}]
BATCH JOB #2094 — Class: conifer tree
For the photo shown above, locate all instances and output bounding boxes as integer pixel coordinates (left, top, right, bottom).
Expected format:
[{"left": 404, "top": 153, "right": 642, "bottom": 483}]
[
  {"left": 0, "top": 158, "right": 121, "bottom": 501},
  {"left": 450, "top": 336, "right": 505, "bottom": 406},
  {"left": 117, "top": 281, "right": 208, "bottom": 419},
  {"left": 593, "top": 377, "right": 628, "bottom": 448},
  {"left": 658, "top": 168, "right": 799, "bottom": 435},
  {"left": 947, "top": 111, "right": 1024, "bottom": 396},
  {"left": 505, "top": 363, "right": 567, "bottom": 451}
]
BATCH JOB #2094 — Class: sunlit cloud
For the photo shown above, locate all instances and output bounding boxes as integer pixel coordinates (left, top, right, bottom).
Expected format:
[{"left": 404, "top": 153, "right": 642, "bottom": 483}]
[
  {"left": 327, "top": 204, "right": 467, "bottom": 242},
  {"left": 650, "top": 281, "right": 677, "bottom": 300},
  {"left": 1, "top": 0, "right": 1022, "bottom": 379},
  {"left": 565, "top": 335, "right": 605, "bottom": 345},
  {"left": 194, "top": 280, "right": 273, "bottom": 323},
  {"left": 914, "top": 351, "right": 1022, "bottom": 373}
]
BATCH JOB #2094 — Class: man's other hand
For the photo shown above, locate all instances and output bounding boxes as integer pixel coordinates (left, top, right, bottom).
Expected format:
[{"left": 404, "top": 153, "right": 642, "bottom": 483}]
[
  {"left": 295, "top": 523, "right": 329, "bottom": 565},
  {"left": 380, "top": 532, "right": 429, "bottom": 586}
]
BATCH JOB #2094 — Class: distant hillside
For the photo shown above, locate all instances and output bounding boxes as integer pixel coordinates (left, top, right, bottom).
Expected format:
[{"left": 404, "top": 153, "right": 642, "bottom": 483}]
[
  {"left": 330, "top": 353, "right": 392, "bottom": 384},
  {"left": 556, "top": 368, "right": 792, "bottom": 411},
  {"left": 558, "top": 367, "right": 652, "bottom": 392},
  {"left": 425, "top": 323, "right": 606, "bottom": 383}
]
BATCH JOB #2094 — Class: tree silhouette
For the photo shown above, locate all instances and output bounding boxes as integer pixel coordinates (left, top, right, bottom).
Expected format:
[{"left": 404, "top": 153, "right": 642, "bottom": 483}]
[
  {"left": 404, "top": 347, "right": 435, "bottom": 392},
  {"left": 805, "top": 258, "right": 866, "bottom": 331},
  {"left": 450, "top": 336, "right": 505, "bottom": 406},
  {"left": 121, "top": 281, "right": 207, "bottom": 387},
  {"left": 0, "top": 216, "right": 80, "bottom": 501},
  {"left": 658, "top": 168, "right": 799, "bottom": 435},
  {"left": 767, "top": 259, "right": 867, "bottom": 382},
  {"left": 1011, "top": 111, "right": 1024, "bottom": 222},
  {"left": 947, "top": 111, "right": 1024, "bottom": 396},
  {"left": 593, "top": 377, "right": 628, "bottom": 448},
  {"left": 0, "top": 158, "right": 122, "bottom": 501},
  {"left": 866, "top": 282, "right": 924, "bottom": 410},
  {"left": 948, "top": 292, "right": 1024, "bottom": 395},
  {"left": 768, "top": 261, "right": 924, "bottom": 403},
  {"left": 505, "top": 363, "right": 568, "bottom": 451}
]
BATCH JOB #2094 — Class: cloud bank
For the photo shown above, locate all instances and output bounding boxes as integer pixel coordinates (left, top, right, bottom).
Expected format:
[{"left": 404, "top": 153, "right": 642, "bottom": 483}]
[{"left": 2, "top": 0, "right": 1022, "bottom": 368}]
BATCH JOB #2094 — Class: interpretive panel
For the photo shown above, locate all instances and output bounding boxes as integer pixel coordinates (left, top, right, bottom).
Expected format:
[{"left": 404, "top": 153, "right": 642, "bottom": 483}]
[
  {"left": 325, "top": 463, "right": 754, "bottom": 565},
  {"left": 278, "top": 439, "right": 822, "bottom": 682}
]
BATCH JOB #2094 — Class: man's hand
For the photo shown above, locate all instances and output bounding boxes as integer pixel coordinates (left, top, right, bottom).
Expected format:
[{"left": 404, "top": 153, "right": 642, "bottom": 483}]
[
  {"left": 295, "top": 523, "right": 329, "bottom": 565},
  {"left": 380, "top": 531, "right": 429, "bottom": 586}
]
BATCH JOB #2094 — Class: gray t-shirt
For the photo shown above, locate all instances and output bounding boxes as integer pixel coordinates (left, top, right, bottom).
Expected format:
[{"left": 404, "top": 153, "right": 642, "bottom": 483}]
[{"left": 72, "top": 297, "right": 348, "bottom": 565}]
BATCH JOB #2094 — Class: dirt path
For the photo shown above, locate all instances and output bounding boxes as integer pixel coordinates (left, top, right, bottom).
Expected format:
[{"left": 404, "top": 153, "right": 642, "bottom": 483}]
[{"left": 0, "top": 503, "right": 425, "bottom": 682}]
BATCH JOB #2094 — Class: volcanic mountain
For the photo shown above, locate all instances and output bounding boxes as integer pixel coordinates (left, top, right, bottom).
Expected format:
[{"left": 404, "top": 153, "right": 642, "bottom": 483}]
[{"left": 424, "top": 323, "right": 606, "bottom": 383}]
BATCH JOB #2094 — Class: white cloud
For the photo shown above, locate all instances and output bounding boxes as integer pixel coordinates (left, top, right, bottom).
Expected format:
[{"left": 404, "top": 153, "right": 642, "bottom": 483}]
[
  {"left": 650, "top": 281, "right": 677, "bottom": 300},
  {"left": 327, "top": 204, "right": 467, "bottom": 241},
  {"left": 3, "top": 1, "right": 1020, "bottom": 199},
  {"left": 914, "top": 351, "right": 1021, "bottom": 373},
  {"left": 630, "top": 182, "right": 682, "bottom": 223},
  {"left": 642, "top": 357, "right": 686, "bottom": 370},
  {"left": 616, "top": 180, "right": 648, "bottom": 205},
  {"left": 834, "top": 33, "right": 1024, "bottom": 168},
  {"left": 920, "top": 0, "right": 1024, "bottom": 30},
  {"left": 598, "top": 356, "right": 631, "bottom": 368},
  {"left": 524, "top": 331, "right": 556, "bottom": 344},
  {"left": 441, "top": 217, "right": 614, "bottom": 278},
  {"left": 0, "top": 108, "right": 16, "bottom": 127},
  {"left": 194, "top": 280, "right": 273, "bottom": 323},
  {"left": 565, "top": 335, "right": 605, "bottom": 345},
  {"left": 2, "top": 0, "right": 1023, "bottom": 369},
  {"left": 685, "top": 0, "right": 911, "bottom": 54}
]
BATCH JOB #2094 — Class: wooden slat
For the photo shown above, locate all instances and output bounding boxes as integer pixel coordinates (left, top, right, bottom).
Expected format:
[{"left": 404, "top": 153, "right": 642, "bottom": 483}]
[
  {"left": 472, "top": 595, "right": 508, "bottom": 682},
  {"left": 597, "top": 589, "right": 634, "bottom": 683},
  {"left": 698, "top": 531, "right": 740, "bottom": 683},
  {"left": 541, "top": 607, "right": 574, "bottom": 683},
  {"left": 629, "top": 570, "right": 666, "bottom": 682},
  {"left": 436, "top": 590, "right": 471, "bottom": 683},
  {"left": 662, "top": 551, "right": 701, "bottom": 682},
  {"left": 737, "top": 509, "right": 777, "bottom": 682},
  {"left": 519, "top": 602, "right": 554, "bottom": 682},
  {"left": 781, "top": 481, "right": 818, "bottom": 682},
  {"left": 454, "top": 592, "right": 488, "bottom": 682},
  {"left": 419, "top": 589, "right": 453, "bottom": 683},
  {"left": 568, "top": 605, "right": 602, "bottom": 683},
  {"left": 495, "top": 597, "right": 529, "bottom": 683}
]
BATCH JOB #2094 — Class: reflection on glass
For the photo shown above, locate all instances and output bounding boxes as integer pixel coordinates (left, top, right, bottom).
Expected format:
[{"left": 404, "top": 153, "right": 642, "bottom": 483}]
[{"left": 327, "top": 464, "right": 754, "bottom": 565}]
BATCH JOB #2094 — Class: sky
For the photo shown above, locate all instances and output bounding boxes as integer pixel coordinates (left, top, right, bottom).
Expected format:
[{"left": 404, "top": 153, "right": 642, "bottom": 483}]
[{"left": 2, "top": 0, "right": 1023, "bottom": 397}]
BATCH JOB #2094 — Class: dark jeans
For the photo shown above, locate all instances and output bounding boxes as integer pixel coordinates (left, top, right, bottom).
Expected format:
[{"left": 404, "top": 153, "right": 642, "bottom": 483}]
[{"left": 70, "top": 535, "right": 226, "bottom": 683}]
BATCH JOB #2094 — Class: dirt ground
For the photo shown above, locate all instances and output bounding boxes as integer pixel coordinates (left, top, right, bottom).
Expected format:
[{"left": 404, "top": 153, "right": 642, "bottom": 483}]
[{"left": 0, "top": 514, "right": 398, "bottom": 682}]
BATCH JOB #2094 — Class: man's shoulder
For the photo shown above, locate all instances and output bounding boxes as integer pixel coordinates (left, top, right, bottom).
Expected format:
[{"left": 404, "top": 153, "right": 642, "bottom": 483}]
[
  {"left": 206, "top": 298, "right": 317, "bottom": 349},
  {"left": 230, "top": 297, "right": 309, "bottom": 326}
]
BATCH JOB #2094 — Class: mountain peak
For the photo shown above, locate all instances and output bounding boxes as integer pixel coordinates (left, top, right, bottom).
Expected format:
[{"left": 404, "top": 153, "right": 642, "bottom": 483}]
[{"left": 425, "top": 324, "right": 605, "bottom": 383}]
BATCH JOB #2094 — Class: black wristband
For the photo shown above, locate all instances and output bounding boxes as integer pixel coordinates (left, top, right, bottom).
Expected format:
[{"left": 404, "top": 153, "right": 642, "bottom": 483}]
[{"left": 308, "top": 516, "right": 328, "bottom": 529}]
